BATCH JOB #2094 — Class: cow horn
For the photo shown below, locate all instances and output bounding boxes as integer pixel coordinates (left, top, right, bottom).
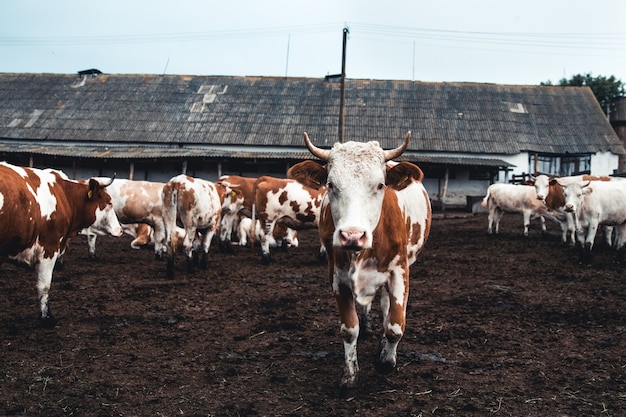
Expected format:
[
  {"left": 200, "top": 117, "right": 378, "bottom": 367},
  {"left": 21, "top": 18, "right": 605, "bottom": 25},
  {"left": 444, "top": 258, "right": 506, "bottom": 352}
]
[
  {"left": 102, "top": 173, "right": 116, "bottom": 187},
  {"left": 383, "top": 131, "right": 411, "bottom": 161},
  {"left": 582, "top": 180, "right": 591, "bottom": 188},
  {"left": 303, "top": 132, "right": 330, "bottom": 161}
]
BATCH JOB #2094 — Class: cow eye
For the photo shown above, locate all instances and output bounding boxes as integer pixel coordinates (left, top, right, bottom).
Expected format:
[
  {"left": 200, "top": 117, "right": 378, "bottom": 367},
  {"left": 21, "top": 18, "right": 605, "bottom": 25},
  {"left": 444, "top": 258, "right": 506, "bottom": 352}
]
[
  {"left": 326, "top": 182, "right": 334, "bottom": 190},
  {"left": 376, "top": 183, "right": 385, "bottom": 191}
]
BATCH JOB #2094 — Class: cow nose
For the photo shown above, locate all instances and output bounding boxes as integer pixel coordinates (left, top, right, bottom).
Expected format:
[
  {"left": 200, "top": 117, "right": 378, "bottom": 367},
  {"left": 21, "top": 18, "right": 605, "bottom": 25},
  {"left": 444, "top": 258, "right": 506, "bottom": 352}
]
[
  {"left": 536, "top": 194, "right": 544, "bottom": 201},
  {"left": 338, "top": 229, "right": 367, "bottom": 249},
  {"left": 564, "top": 204, "right": 574, "bottom": 212}
]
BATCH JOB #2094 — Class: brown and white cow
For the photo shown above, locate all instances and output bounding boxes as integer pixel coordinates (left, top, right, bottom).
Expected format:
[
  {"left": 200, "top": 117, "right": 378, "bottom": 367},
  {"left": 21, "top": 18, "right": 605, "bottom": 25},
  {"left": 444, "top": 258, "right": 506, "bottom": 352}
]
[
  {"left": 288, "top": 132, "right": 431, "bottom": 393},
  {"left": 480, "top": 183, "right": 562, "bottom": 236},
  {"left": 81, "top": 179, "right": 168, "bottom": 258},
  {"left": 161, "top": 174, "right": 243, "bottom": 277},
  {"left": 237, "top": 216, "right": 299, "bottom": 248},
  {"left": 216, "top": 175, "right": 257, "bottom": 251},
  {"left": 252, "top": 175, "right": 325, "bottom": 264},
  {"left": 0, "top": 162, "right": 123, "bottom": 326}
]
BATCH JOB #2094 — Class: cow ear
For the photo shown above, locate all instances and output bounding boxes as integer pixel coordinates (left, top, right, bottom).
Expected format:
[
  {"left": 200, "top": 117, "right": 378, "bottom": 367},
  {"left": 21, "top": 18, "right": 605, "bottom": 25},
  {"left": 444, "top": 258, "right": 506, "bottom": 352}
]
[
  {"left": 386, "top": 162, "right": 424, "bottom": 190},
  {"left": 287, "top": 160, "right": 327, "bottom": 190},
  {"left": 87, "top": 178, "right": 101, "bottom": 200}
]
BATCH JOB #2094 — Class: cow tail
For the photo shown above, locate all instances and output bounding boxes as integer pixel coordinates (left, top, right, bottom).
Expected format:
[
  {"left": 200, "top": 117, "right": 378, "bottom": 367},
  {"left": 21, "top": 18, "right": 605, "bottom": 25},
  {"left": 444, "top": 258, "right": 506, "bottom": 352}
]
[
  {"left": 163, "top": 185, "right": 179, "bottom": 254},
  {"left": 481, "top": 186, "right": 491, "bottom": 208},
  {"left": 250, "top": 202, "right": 257, "bottom": 248}
]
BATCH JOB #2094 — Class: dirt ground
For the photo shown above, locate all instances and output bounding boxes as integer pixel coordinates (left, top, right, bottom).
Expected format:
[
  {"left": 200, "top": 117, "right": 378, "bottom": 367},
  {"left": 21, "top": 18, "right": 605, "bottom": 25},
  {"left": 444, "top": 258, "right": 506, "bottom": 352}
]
[{"left": 1, "top": 213, "right": 625, "bottom": 416}]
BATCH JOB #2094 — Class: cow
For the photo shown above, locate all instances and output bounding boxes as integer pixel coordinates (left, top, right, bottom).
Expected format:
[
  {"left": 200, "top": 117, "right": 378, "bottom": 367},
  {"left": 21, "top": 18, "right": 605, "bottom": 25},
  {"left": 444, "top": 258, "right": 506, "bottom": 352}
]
[
  {"left": 0, "top": 162, "right": 123, "bottom": 326},
  {"left": 216, "top": 175, "right": 257, "bottom": 252},
  {"left": 559, "top": 179, "right": 626, "bottom": 265},
  {"left": 79, "top": 179, "right": 168, "bottom": 259},
  {"left": 287, "top": 132, "right": 431, "bottom": 394},
  {"left": 252, "top": 175, "right": 325, "bottom": 264},
  {"left": 161, "top": 174, "right": 243, "bottom": 277},
  {"left": 480, "top": 183, "right": 562, "bottom": 236},
  {"left": 237, "top": 216, "right": 299, "bottom": 248},
  {"left": 532, "top": 174, "right": 617, "bottom": 247}
]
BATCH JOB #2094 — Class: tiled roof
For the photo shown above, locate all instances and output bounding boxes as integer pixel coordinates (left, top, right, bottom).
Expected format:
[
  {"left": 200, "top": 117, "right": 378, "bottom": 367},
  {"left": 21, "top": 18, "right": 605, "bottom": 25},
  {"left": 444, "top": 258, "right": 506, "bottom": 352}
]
[{"left": 0, "top": 72, "right": 622, "bottom": 156}]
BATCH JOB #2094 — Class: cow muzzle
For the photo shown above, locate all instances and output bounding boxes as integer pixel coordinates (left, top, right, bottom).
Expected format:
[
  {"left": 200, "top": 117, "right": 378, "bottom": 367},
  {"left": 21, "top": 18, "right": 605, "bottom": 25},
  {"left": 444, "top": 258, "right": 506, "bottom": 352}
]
[{"left": 338, "top": 228, "right": 368, "bottom": 250}]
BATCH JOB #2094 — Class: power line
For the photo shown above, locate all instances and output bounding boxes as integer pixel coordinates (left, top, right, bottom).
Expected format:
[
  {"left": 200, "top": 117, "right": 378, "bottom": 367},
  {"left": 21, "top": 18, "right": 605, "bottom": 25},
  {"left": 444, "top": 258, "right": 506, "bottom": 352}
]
[{"left": 1, "top": 21, "right": 624, "bottom": 54}]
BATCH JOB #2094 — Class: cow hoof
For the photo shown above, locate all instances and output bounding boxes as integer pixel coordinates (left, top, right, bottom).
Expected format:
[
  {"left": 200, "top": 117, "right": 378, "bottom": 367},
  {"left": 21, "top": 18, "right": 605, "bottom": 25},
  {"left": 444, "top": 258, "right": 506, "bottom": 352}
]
[
  {"left": 338, "top": 376, "right": 358, "bottom": 399},
  {"left": 338, "top": 383, "right": 357, "bottom": 399},
  {"left": 39, "top": 315, "right": 57, "bottom": 328},
  {"left": 219, "top": 241, "right": 234, "bottom": 254},
  {"left": 374, "top": 355, "right": 396, "bottom": 375}
]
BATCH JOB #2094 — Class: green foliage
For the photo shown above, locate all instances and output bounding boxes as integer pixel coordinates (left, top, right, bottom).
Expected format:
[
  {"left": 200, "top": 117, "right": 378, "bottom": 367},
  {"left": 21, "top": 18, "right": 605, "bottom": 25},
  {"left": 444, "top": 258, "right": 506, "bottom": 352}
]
[{"left": 541, "top": 73, "right": 625, "bottom": 113}]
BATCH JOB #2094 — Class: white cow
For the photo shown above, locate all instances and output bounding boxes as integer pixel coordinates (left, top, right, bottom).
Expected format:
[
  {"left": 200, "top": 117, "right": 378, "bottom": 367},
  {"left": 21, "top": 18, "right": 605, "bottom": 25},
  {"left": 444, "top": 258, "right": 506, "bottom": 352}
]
[
  {"left": 481, "top": 183, "right": 560, "bottom": 236},
  {"left": 560, "top": 179, "right": 626, "bottom": 265}
]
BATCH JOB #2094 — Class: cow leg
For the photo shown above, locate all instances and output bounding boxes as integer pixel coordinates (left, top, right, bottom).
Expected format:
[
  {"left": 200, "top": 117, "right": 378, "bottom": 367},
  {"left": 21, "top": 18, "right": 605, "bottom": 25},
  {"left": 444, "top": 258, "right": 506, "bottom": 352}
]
[
  {"left": 218, "top": 214, "right": 235, "bottom": 253},
  {"left": 335, "top": 282, "right": 360, "bottom": 394},
  {"left": 183, "top": 229, "right": 197, "bottom": 274},
  {"left": 522, "top": 211, "right": 531, "bottom": 236},
  {"left": 375, "top": 271, "right": 407, "bottom": 375},
  {"left": 36, "top": 257, "right": 58, "bottom": 327},
  {"left": 199, "top": 229, "right": 216, "bottom": 270},
  {"left": 487, "top": 208, "right": 495, "bottom": 234},
  {"left": 86, "top": 232, "right": 98, "bottom": 260},
  {"left": 539, "top": 216, "right": 546, "bottom": 234},
  {"left": 358, "top": 302, "right": 373, "bottom": 340},
  {"left": 259, "top": 220, "right": 275, "bottom": 264},
  {"left": 153, "top": 220, "right": 167, "bottom": 259},
  {"left": 566, "top": 213, "right": 576, "bottom": 245},
  {"left": 492, "top": 208, "right": 504, "bottom": 234}
]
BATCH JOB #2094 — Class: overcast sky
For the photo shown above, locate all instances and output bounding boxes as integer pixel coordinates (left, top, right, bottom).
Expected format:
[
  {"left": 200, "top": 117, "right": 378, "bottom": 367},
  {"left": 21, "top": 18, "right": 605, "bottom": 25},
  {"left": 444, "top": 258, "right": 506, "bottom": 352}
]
[{"left": 1, "top": 0, "right": 625, "bottom": 86}]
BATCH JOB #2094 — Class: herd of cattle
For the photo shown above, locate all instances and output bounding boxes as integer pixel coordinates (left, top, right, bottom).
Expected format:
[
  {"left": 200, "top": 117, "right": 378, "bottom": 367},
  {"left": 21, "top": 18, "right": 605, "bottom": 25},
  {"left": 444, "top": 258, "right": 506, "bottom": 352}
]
[
  {"left": 3, "top": 131, "right": 626, "bottom": 392},
  {"left": 481, "top": 173, "right": 626, "bottom": 264},
  {"left": 0, "top": 132, "right": 433, "bottom": 393}
]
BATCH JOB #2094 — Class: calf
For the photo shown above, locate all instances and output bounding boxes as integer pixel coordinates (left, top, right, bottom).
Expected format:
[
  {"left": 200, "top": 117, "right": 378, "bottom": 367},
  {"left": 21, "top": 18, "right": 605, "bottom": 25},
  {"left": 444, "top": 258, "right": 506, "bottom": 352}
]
[
  {"left": 289, "top": 132, "right": 431, "bottom": 393},
  {"left": 481, "top": 183, "right": 559, "bottom": 236},
  {"left": 0, "top": 162, "right": 122, "bottom": 326}
]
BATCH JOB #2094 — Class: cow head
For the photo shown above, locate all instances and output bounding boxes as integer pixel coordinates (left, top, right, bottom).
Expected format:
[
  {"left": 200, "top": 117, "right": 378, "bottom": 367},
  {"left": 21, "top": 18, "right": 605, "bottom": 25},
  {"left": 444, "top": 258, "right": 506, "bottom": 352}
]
[
  {"left": 559, "top": 179, "right": 592, "bottom": 212},
  {"left": 531, "top": 174, "right": 551, "bottom": 202},
  {"left": 297, "top": 131, "right": 410, "bottom": 250},
  {"left": 87, "top": 176, "right": 123, "bottom": 237}
]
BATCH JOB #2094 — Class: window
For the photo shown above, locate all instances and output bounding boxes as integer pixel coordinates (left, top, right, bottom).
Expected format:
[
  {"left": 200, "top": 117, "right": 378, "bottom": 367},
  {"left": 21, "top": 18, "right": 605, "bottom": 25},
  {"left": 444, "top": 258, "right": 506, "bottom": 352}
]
[{"left": 529, "top": 154, "right": 591, "bottom": 176}]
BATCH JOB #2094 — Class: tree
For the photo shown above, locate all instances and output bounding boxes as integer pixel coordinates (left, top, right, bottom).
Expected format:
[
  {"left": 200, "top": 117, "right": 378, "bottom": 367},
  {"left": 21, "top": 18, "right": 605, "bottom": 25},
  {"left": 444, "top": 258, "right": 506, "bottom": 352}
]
[{"left": 541, "top": 73, "right": 625, "bottom": 114}]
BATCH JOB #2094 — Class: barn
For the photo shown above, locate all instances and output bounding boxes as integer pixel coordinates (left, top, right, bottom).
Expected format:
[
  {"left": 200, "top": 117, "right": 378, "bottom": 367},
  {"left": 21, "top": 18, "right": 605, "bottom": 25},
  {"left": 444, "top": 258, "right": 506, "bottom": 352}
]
[{"left": 0, "top": 71, "right": 623, "bottom": 209}]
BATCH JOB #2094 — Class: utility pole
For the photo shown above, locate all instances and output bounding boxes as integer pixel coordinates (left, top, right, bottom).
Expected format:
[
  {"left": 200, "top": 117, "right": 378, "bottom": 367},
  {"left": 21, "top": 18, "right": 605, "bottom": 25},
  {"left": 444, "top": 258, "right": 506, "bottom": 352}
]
[{"left": 339, "top": 26, "right": 349, "bottom": 143}]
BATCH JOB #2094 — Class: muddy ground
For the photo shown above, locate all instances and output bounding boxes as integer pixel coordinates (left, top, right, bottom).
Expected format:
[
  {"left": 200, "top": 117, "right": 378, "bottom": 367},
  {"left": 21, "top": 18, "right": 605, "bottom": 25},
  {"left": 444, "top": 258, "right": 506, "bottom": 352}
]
[{"left": 1, "top": 213, "right": 625, "bottom": 416}]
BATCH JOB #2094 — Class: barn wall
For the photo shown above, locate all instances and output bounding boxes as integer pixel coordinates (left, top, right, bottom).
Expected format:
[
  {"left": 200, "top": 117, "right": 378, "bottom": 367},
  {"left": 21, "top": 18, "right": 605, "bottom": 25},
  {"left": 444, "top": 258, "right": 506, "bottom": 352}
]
[{"left": 591, "top": 152, "right": 620, "bottom": 176}]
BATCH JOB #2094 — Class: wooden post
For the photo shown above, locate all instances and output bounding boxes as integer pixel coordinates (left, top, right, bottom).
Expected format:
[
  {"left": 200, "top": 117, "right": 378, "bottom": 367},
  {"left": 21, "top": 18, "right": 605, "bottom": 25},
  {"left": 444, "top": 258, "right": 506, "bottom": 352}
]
[{"left": 338, "top": 27, "right": 349, "bottom": 143}]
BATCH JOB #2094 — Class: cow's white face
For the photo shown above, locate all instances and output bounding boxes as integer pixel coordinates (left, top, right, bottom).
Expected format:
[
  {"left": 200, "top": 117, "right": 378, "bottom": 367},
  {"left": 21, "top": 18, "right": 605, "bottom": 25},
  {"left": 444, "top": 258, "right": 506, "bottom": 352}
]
[
  {"left": 561, "top": 181, "right": 589, "bottom": 212},
  {"left": 325, "top": 141, "right": 387, "bottom": 249},
  {"left": 533, "top": 175, "right": 550, "bottom": 202}
]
